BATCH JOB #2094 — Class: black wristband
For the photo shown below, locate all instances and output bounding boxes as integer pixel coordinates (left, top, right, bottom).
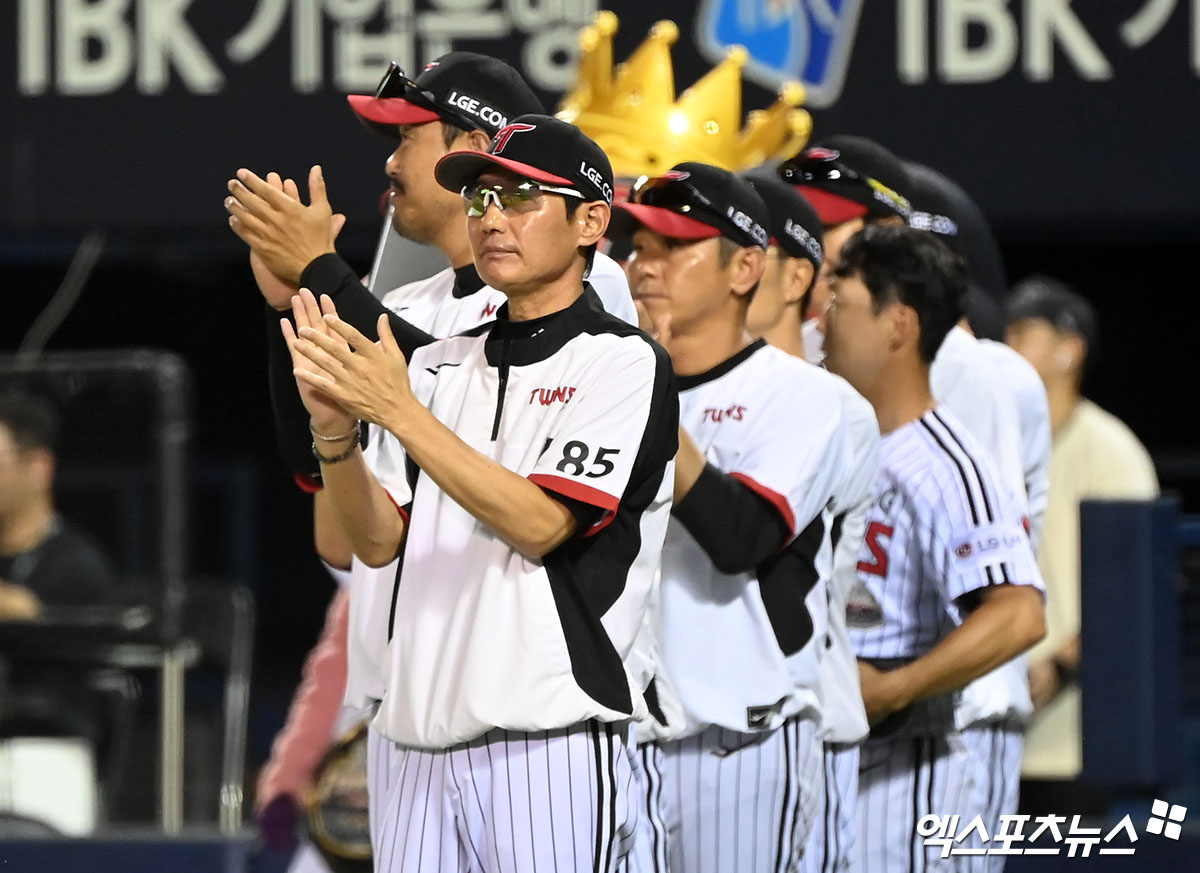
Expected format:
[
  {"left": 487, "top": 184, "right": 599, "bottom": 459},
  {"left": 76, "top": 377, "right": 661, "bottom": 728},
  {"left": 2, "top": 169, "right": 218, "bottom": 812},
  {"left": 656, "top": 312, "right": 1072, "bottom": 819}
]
[{"left": 312, "top": 439, "right": 359, "bottom": 465}]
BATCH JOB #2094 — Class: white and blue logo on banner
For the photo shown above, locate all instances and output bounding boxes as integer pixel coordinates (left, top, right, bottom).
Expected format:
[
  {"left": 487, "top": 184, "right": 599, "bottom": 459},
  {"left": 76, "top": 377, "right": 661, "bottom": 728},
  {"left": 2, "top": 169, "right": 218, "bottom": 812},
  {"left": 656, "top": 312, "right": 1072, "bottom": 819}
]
[{"left": 696, "top": 0, "right": 864, "bottom": 108}]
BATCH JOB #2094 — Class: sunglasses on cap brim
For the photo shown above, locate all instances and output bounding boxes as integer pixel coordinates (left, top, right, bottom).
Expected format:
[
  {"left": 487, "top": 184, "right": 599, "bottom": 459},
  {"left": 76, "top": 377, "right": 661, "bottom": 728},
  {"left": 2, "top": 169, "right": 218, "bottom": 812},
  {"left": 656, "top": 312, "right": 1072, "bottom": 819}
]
[
  {"left": 629, "top": 174, "right": 727, "bottom": 226},
  {"left": 777, "top": 153, "right": 911, "bottom": 218},
  {"left": 373, "top": 61, "right": 476, "bottom": 131}
]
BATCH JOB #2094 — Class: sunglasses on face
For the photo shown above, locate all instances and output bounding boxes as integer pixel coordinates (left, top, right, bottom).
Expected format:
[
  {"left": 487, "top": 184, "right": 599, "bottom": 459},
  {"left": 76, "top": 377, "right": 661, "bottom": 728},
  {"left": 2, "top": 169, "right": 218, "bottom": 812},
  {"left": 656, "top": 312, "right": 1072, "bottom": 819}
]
[
  {"left": 461, "top": 180, "right": 584, "bottom": 217},
  {"left": 777, "top": 153, "right": 910, "bottom": 217}
]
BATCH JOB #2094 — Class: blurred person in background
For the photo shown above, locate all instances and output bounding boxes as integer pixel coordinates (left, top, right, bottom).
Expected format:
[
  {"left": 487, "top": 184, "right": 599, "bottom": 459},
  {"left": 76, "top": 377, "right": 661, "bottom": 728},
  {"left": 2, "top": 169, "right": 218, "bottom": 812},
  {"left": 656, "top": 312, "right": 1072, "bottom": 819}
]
[
  {"left": 0, "top": 392, "right": 117, "bottom": 619},
  {"left": 1006, "top": 276, "right": 1159, "bottom": 814},
  {"left": 0, "top": 390, "right": 119, "bottom": 813}
]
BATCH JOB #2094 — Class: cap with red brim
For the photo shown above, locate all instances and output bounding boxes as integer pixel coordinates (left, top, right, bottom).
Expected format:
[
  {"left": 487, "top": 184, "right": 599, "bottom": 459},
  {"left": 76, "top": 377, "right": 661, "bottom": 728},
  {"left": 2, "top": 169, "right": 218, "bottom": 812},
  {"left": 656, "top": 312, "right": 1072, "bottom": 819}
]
[
  {"left": 347, "top": 94, "right": 442, "bottom": 126},
  {"left": 797, "top": 186, "right": 870, "bottom": 226},
  {"left": 610, "top": 203, "right": 722, "bottom": 240},
  {"left": 434, "top": 150, "right": 577, "bottom": 194}
]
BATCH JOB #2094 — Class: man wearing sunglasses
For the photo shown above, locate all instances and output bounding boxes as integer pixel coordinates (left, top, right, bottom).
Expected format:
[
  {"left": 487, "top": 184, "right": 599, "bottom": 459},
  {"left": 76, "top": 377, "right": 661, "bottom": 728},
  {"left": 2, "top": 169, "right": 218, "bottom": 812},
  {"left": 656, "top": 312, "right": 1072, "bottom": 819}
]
[
  {"left": 612, "top": 163, "right": 848, "bottom": 873},
  {"left": 228, "top": 54, "right": 637, "bottom": 868},
  {"left": 776, "top": 135, "right": 912, "bottom": 365},
  {"left": 283, "top": 115, "right": 677, "bottom": 873},
  {"left": 742, "top": 171, "right": 883, "bottom": 873}
]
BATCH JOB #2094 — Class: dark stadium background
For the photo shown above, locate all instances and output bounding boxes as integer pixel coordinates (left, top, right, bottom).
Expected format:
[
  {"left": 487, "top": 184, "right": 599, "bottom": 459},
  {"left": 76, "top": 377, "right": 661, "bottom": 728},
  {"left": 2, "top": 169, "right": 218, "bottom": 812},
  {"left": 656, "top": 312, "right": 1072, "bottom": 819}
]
[{"left": 2, "top": 0, "right": 1199, "bottom": 839}]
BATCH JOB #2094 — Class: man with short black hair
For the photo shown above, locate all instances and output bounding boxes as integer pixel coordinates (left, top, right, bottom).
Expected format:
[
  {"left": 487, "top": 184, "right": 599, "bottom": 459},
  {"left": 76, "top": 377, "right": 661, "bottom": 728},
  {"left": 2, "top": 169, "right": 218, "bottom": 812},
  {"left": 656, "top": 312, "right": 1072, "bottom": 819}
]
[
  {"left": 0, "top": 392, "right": 116, "bottom": 616},
  {"left": 0, "top": 391, "right": 118, "bottom": 747},
  {"left": 905, "top": 163, "right": 1053, "bottom": 870},
  {"left": 285, "top": 115, "right": 676, "bottom": 873},
  {"left": 615, "top": 162, "right": 848, "bottom": 873},
  {"left": 821, "top": 225, "right": 1046, "bottom": 873},
  {"left": 742, "top": 172, "right": 882, "bottom": 873}
]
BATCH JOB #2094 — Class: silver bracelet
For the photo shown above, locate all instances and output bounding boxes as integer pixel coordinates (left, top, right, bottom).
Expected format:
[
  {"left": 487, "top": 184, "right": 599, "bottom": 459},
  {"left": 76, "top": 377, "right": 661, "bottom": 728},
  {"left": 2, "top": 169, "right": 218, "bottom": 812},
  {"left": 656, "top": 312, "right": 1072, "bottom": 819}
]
[{"left": 310, "top": 421, "right": 360, "bottom": 442}]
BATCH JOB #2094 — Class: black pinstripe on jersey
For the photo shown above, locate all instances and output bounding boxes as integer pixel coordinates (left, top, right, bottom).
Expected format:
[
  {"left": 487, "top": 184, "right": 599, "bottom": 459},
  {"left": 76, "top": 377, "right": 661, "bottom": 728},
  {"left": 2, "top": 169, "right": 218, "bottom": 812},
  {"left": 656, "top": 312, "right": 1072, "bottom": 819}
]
[{"left": 919, "top": 411, "right": 1013, "bottom": 586}]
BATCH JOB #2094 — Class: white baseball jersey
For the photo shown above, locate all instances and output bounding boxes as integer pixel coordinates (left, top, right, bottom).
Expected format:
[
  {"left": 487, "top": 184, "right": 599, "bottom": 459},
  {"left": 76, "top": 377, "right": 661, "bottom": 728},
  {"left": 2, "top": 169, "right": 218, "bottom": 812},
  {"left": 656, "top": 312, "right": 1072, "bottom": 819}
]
[
  {"left": 980, "top": 338, "right": 1051, "bottom": 550},
  {"left": 816, "top": 376, "right": 879, "bottom": 745},
  {"left": 931, "top": 329, "right": 1044, "bottom": 728},
  {"left": 372, "top": 289, "right": 676, "bottom": 749},
  {"left": 930, "top": 327, "right": 1027, "bottom": 516},
  {"left": 344, "top": 260, "right": 638, "bottom": 708},
  {"left": 802, "top": 317, "right": 825, "bottom": 365},
  {"left": 848, "top": 407, "right": 1042, "bottom": 664},
  {"left": 651, "top": 340, "right": 847, "bottom": 739},
  {"left": 800, "top": 379, "right": 877, "bottom": 873}
]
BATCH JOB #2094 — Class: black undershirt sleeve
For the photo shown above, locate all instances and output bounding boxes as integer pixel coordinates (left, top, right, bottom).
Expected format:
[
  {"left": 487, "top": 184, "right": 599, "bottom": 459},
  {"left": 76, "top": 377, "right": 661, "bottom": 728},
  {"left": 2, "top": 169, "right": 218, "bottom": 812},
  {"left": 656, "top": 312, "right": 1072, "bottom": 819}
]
[
  {"left": 267, "top": 253, "right": 438, "bottom": 480},
  {"left": 671, "top": 462, "right": 792, "bottom": 574},
  {"left": 298, "top": 253, "right": 435, "bottom": 355}
]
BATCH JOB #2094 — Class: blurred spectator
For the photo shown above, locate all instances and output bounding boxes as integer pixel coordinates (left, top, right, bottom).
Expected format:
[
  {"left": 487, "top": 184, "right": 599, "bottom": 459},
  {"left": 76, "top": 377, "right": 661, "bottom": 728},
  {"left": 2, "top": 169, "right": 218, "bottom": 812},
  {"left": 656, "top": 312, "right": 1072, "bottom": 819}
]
[
  {"left": 0, "top": 391, "right": 118, "bottom": 742},
  {"left": 1006, "top": 276, "right": 1159, "bottom": 809}
]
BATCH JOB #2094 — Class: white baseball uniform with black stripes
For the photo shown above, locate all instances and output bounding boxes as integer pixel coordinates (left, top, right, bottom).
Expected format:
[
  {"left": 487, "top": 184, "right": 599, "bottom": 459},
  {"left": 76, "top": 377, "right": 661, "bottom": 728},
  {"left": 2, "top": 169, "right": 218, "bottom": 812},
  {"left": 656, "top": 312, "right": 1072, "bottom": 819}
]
[
  {"left": 342, "top": 261, "right": 638, "bottom": 859},
  {"left": 638, "top": 340, "right": 846, "bottom": 873},
  {"left": 848, "top": 407, "right": 1042, "bottom": 873},
  {"left": 366, "top": 289, "right": 676, "bottom": 872},
  {"left": 802, "top": 377, "right": 880, "bottom": 873},
  {"left": 348, "top": 257, "right": 636, "bottom": 708},
  {"left": 935, "top": 334, "right": 1052, "bottom": 873}
]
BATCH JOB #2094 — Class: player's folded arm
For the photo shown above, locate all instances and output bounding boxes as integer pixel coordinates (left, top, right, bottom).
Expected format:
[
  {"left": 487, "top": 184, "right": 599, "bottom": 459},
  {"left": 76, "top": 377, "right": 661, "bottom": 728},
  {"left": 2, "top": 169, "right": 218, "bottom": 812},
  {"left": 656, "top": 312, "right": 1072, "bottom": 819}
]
[
  {"left": 671, "top": 462, "right": 792, "bottom": 575},
  {"left": 956, "top": 581, "right": 1046, "bottom": 657}
]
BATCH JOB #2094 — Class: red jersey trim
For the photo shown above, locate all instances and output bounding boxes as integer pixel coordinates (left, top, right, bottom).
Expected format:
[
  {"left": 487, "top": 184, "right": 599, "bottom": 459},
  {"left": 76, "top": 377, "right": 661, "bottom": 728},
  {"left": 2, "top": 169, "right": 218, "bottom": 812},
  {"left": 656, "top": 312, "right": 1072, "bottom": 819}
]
[
  {"left": 382, "top": 489, "right": 411, "bottom": 526},
  {"left": 729, "top": 472, "right": 797, "bottom": 537},
  {"left": 295, "top": 473, "right": 323, "bottom": 494},
  {"left": 527, "top": 473, "right": 620, "bottom": 538}
]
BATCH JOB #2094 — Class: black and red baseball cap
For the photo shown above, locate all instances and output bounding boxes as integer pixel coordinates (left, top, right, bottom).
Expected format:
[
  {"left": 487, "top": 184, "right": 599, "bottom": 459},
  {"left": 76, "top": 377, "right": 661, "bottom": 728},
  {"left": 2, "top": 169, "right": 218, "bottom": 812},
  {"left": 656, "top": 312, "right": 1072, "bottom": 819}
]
[
  {"left": 777, "top": 135, "right": 912, "bottom": 225},
  {"left": 433, "top": 115, "right": 615, "bottom": 205},
  {"left": 741, "top": 169, "right": 824, "bottom": 269},
  {"left": 609, "top": 162, "right": 770, "bottom": 250},
  {"left": 347, "top": 53, "right": 544, "bottom": 139},
  {"left": 903, "top": 161, "right": 1007, "bottom": 301}
]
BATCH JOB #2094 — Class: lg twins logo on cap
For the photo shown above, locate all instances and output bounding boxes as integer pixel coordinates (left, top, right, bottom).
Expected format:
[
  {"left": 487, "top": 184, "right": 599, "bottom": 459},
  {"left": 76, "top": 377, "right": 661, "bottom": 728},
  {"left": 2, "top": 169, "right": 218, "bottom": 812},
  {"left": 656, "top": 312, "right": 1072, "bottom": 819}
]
[
  {"left": 445, "top": 90, "right": 509, "bottom": 129},
  {"left": 490, "top": 122, "right": 536, "bottom": 153}
]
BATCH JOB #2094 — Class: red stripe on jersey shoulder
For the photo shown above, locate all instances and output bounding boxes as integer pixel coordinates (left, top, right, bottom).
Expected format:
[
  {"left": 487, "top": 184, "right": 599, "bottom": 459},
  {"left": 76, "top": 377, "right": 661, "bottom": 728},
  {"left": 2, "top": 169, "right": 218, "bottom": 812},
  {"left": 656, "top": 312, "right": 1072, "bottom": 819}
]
[
  {"left": 527, "top": 473, "right": 620, "bottom": 538},
  {"left": 728, "top": 472, "right": 796, "bottom": 537},
  {"left": 382, "top": 488, "right": 411, "bottom": 525}
]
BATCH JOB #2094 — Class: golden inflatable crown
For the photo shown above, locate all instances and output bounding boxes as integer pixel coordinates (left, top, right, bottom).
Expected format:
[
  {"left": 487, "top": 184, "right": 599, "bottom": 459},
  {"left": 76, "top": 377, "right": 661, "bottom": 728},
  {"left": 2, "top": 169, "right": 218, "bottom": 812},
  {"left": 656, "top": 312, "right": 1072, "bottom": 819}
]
[{"left": 557, "top": 11, "right": 812, "bottom": 179}]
